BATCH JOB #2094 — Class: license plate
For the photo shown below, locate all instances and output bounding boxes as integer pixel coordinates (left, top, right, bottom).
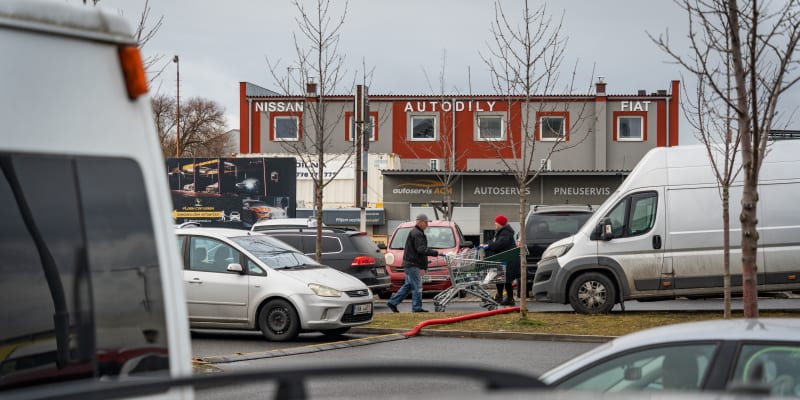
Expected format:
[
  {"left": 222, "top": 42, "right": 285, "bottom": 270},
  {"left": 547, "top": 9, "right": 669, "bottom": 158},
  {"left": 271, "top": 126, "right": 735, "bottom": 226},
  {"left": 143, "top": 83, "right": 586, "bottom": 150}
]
[
  {"left": 376, "top": 268, "right": 386, "bottom": 276},
  {"left": 353, "top": 303, "right": 372, "bottom": 315},
  {"left": 422, "top": 274, "right": 432, "bottom": 283}
]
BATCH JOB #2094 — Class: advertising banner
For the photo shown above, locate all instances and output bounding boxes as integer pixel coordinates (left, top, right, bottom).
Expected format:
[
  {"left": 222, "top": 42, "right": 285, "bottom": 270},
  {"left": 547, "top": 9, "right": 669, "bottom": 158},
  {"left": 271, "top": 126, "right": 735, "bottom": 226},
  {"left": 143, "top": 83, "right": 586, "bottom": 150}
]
[{"left": 166, "top": 157, "right": 296, "bottom": 227}]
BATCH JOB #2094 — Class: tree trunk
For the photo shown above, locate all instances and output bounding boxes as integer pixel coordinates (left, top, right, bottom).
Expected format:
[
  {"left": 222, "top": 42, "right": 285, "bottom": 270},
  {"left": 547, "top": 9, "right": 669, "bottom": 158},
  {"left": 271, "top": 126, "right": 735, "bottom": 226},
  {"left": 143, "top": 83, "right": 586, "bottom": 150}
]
[
  {"left": 740, "top": 168, "right": 760, "bottom": 318},
  {"left": 518, "top": 181, "right": 528, "bottom": 318},
  {"left": 722, "top": 186, "right": 731, "bottom": 319}
]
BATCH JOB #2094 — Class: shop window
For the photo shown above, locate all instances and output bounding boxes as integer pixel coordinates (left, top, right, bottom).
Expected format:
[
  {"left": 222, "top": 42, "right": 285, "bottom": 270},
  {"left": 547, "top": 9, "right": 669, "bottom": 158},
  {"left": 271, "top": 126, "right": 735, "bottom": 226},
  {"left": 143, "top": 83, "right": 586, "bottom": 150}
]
[
  {"left": 476, "top": 114, "right": 505, "bottom": 141},
  {"left": 409, "top": 115, "right": 437, "bottom": 141},
  {"left": 537, "top": 111, "right": 570, "bottom": 141},
  {"left": 273, "top": 115, "right": 299, "bottom": 141}
]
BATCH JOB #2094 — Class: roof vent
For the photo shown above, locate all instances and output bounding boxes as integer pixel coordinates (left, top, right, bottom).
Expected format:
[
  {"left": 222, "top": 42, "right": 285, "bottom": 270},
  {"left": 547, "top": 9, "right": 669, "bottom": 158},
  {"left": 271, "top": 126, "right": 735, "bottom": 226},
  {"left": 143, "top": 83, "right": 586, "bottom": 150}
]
[{"left": 637, "top": 90, "right": 647, "bottom": 96}]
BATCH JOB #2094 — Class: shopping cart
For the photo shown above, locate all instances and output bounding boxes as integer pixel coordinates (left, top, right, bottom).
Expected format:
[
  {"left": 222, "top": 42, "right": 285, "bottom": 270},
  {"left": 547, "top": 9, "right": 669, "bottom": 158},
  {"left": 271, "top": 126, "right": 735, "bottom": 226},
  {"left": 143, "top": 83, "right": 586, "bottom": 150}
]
[{"left": 432, "top": 248, "right": 506, "bottom": 312}]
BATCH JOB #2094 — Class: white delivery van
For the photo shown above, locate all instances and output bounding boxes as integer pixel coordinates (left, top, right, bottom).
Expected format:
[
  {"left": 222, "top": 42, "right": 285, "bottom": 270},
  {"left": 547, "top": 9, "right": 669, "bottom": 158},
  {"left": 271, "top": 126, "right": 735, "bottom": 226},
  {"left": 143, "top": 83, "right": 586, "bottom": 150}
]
[
  {"left": 533, "top": 142, "right": 800, "bottom": 314},
  {"left": 0, "top": 1, "right": 193, "bottom": 399}
]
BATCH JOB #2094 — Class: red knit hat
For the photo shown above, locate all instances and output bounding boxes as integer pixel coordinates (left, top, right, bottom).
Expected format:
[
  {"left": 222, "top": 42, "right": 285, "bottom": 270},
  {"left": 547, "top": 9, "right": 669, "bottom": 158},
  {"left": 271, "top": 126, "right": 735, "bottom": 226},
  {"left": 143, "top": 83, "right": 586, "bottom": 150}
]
[{"left": 495, "top": 215, "right": 508, "bottom": 226}]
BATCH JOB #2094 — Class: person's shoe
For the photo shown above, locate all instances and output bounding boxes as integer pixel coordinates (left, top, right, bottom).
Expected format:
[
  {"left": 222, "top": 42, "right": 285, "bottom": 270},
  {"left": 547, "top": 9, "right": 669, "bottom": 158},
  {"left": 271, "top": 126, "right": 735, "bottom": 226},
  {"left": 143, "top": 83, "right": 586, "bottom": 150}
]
[
  {"left": 412, "top": 309, "right": 429, "bottom": 313},
  {"left": 493, "top": 293, "right": 503, "bottom": 303},
  {"left": 387, "top": 302, "right": 399, "bottom": 313},
  {"left": 501, "top": 297, "right": 515, "bottom": 306}
]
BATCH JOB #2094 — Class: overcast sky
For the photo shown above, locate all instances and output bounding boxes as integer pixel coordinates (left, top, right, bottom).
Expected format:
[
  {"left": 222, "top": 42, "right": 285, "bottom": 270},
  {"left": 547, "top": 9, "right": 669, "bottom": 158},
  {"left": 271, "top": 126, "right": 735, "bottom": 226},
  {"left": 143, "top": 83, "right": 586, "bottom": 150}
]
[{"left": 93, "top": 0, "right": 798, "bottom": 145}]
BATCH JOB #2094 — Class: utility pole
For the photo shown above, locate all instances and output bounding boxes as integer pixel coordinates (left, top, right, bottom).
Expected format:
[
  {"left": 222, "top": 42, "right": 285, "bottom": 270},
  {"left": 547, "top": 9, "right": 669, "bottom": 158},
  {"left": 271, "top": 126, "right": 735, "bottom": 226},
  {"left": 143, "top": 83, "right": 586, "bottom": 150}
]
[
  {"left": 354, "top": 84, "right": 369, "bottom": 232},
  {"left": 173, "top": 55, "right": 180, "bottom": 157}
]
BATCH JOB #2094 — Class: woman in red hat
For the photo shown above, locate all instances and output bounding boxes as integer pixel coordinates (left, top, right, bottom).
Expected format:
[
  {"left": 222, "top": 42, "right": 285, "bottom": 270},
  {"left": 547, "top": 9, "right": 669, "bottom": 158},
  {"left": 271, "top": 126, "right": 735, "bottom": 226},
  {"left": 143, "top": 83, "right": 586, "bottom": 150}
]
[{"left": 483, "top": 214, "right": 519, "bottom": 305}]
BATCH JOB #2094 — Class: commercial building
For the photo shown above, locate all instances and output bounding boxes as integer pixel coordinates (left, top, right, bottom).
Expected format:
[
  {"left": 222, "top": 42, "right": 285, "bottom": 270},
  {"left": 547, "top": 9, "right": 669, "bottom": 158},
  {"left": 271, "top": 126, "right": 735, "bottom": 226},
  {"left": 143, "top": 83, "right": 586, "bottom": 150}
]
[{"left": 238, "top": 80, "right": 680, "bottom": 242}]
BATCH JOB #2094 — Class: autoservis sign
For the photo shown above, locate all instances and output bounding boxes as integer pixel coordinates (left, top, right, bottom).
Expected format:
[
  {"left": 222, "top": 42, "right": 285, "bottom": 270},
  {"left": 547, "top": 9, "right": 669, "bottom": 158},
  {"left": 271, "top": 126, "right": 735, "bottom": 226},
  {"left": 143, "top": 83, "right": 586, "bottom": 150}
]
[{"left": 391, "top": 179, "right": 452, "bottom": 196}]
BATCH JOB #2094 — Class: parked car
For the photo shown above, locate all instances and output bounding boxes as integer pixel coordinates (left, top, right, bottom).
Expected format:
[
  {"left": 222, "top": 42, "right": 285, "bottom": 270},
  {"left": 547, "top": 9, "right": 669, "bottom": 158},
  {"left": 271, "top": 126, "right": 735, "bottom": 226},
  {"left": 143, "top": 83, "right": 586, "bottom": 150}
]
[
  {"left": 175, "top": 227, "right": 373, "bottom": 341},
  {"left": 252, "top": 224, "right": 390, "bottom": 294},
  {"left": 228, "top": 211, "right": 241, "bottom": 222},
  {"left": 383, "top": 220, "right": 473, "bottom": 298},
  {"left": 182, "top": 182, "right": 195, "bottom": 192},
  {"left": 540, "top": 318, "right": 800, "bottom": 396},
  {"left": 521, "top": 204, "right": 594, "bottom": 296},
  {"left": 251, "top": 217, "right": 323, "bottom": 231}
]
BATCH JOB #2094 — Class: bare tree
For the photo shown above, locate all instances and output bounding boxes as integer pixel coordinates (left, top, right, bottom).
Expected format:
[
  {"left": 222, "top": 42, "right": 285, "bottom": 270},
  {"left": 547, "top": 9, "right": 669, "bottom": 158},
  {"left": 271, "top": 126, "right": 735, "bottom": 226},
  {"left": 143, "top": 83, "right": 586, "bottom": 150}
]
[
  {"left": 265, "top": 0, "right": 352, "bottom": 262},
  {"left": 152, "top": 94, "right": 231, "bottom": 158},
  {"left": 85, "top": 0, "right": 166, "bottom": 85},
  {"left": 481, "top": 0, "right": 593, "bottom": 317},
  {"left": 151, "top": 93, "right": 176, "bottom": 156},
  {"left": 414, "top": 50, "right": 472, "bottom": 220},
  {"left": 653, "top": 0, "right": 800, "bottom": 318},
  {"left": 651, "top": 3, "right": 743, "bottom": 319}
]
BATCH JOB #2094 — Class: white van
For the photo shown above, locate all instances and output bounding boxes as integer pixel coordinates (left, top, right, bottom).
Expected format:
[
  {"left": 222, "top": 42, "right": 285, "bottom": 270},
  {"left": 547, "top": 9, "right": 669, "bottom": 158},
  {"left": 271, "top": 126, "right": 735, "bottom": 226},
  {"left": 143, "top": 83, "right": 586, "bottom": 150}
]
[
  {"left": 1, "top": 1, "right": 193, "bottom": 399},
  {"left": 533, "top": 142, "right": 800, "bottom": 314}
]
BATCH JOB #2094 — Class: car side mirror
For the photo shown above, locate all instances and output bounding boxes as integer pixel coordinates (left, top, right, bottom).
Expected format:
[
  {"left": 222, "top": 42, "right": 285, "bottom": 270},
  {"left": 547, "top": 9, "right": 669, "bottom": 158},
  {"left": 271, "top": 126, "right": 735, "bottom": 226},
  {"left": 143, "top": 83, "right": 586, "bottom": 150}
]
[
  {"left": 598, "top": 217, "right": 614, "bottom": 241},
  {"left": 624, "top": 366, "right": 642, "bottom": 381},
  {"left": 462, "top": 240, "right": 473, "bottom": 248},
  {"left": 226, "top": 263, "right": 244, "bottom": 274}
]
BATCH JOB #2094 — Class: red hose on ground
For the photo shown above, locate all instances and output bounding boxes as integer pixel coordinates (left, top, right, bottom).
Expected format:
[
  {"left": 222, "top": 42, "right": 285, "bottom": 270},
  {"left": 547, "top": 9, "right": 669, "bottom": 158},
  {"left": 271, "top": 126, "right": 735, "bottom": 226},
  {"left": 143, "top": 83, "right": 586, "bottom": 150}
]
[{"left": 403, "top": 306, "right": 520, "bottom": 337}]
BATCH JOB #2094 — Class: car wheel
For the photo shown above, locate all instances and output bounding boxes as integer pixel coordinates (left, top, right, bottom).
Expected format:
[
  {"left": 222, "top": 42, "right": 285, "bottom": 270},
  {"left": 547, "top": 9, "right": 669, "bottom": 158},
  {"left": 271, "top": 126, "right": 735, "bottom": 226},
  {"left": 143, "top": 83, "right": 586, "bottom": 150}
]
[
  {"left": 377, "top": 289, "right": 392, "bottom": 300},
  {"left": 320, "top": 327, "right": 350, "bottom": 336},
  {"left": 258, "top": 299, "right": 300, "bottom": 341},
  {"left": 568, "top": 272, "right": 616, "bottom": 314}
]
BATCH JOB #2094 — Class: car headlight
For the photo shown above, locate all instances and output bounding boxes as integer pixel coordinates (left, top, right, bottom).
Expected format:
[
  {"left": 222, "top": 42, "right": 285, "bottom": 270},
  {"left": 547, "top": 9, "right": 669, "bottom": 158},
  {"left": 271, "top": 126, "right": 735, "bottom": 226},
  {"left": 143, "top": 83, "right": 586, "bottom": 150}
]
[
  {"left": 541, "top": 243, "right": 573, "bottom": 260},
  {"left": 308, "top": 283, "right": 342, "bottom": 297}
]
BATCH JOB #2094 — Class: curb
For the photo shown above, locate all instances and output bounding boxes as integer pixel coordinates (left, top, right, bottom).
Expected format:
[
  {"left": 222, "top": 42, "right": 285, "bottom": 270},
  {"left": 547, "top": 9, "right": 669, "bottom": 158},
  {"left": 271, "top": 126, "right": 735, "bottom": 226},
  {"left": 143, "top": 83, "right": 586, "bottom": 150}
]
[
  {"left": 195, "top": 333, "right": 408, "bottom": 364},
  {"left": 350, "top": 327, "right": 614, "bottom": 343}
]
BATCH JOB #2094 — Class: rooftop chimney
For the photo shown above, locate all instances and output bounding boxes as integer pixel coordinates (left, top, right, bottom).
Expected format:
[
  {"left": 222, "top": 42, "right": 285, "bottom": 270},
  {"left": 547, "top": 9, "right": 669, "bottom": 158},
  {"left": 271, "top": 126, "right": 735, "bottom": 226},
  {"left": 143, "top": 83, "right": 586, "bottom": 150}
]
[
  {"left": 306, "top": 77, "right": 317, "bottom": 97},
  {"left": 595, "top": 76, "right": 606, "bottom": 94}
]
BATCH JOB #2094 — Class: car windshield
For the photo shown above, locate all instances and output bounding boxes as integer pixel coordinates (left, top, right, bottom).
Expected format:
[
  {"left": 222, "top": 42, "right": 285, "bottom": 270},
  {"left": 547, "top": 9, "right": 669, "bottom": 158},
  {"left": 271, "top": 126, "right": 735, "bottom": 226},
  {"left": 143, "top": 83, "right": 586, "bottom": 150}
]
[
  {"left": 526, "top": 212, "right": 593, "bottom": 240},
  {"left": 389, "top": 226, "right": 455, "bottom": 249},
  {"left": 230, "top": 235, "right": 323, "bottom": 270}
]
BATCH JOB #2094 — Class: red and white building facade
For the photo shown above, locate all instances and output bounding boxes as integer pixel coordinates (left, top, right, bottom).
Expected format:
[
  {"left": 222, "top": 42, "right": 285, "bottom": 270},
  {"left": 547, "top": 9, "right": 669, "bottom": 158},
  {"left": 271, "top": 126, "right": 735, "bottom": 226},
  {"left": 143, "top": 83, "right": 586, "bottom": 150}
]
[{"left": 238, "top": 80, "right": 680, "bottom": 242}]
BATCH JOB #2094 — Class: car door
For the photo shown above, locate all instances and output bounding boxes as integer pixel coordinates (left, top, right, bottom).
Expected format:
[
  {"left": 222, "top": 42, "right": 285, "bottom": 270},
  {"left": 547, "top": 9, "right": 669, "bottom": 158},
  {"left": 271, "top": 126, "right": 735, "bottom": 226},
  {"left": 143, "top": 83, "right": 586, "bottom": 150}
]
[
  {"left": 182, "top": 235, "right": 249, "bottom": 325},
  {"left": 596, "top": 190, "right": 666, "bottom": 296}
]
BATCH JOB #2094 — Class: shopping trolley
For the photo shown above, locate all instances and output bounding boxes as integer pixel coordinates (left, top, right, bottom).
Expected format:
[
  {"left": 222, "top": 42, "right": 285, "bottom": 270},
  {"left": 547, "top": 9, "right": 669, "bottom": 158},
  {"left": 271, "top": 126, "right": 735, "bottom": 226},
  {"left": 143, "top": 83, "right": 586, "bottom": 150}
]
[{"left": 432, "top": 248, "right": 506, "bottom": 312}]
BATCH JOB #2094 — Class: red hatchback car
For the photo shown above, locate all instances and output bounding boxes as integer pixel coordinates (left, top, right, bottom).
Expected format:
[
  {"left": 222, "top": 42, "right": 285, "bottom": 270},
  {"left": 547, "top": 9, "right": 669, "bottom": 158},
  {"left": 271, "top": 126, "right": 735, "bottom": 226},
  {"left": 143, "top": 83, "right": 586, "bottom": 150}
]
[{"left": 380, "top": 220, "right": 473, "bottom": 299}]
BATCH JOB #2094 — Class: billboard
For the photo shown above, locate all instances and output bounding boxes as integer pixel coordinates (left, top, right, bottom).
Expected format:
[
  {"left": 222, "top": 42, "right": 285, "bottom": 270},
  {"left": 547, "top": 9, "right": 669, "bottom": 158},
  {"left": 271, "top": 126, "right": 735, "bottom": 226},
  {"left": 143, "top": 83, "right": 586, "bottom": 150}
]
[{"left": 166, "top": 157, "right": 296, "bottom": 227}]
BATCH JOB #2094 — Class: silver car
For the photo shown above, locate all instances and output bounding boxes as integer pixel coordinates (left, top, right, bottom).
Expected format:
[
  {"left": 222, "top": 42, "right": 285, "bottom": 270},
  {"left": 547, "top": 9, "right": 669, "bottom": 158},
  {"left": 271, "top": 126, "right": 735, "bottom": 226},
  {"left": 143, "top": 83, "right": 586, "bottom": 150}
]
[
  {"left": 175, "top": 227, "right": 373, "bottom": 341},
  {"left": 540, "top": 318, "right": 800, "bottom": 396}
]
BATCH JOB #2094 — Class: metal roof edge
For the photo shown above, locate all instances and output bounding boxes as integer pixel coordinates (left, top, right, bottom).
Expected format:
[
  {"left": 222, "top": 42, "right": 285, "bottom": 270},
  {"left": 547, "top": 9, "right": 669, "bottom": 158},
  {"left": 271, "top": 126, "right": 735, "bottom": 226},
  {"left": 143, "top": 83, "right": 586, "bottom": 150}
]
[{"left": 380, "top": 169, "right": 630, "bottom": 176}]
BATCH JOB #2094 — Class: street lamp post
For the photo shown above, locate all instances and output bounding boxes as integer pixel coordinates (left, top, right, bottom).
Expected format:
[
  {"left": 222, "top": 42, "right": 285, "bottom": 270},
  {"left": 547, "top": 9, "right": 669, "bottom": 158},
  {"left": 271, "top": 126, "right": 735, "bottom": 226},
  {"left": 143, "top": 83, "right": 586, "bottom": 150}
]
[{"left": 173, "top": 55, "right": 180, "bottom": 157}]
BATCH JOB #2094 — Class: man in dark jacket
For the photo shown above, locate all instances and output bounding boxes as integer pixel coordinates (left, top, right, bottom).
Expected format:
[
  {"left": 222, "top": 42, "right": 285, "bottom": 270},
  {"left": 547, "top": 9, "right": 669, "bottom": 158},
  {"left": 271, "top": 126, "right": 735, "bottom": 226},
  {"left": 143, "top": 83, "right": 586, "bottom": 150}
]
[
  {"left": 387, "top": 214, "right": 440, "bottom": 313},
  {"left": 484, "top": 214, "right": 519, "bottom": 305}
]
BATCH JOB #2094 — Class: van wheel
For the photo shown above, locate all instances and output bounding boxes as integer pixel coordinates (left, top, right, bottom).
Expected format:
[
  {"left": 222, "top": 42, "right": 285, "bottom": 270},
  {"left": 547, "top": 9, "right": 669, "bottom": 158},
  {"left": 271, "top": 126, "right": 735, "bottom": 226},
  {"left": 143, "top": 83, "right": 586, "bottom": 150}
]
[
  {"left": 377, "top": 290, "right": 392, "bottom": 300},
  {"left": 568, "top": 272, "right": 616, "bottom": 314},
  {"left": 258, "top": 299, "right": 300, "bottom": 341},
  {"left": 320, "top": 327, "right": 350, "bottom": 337}
]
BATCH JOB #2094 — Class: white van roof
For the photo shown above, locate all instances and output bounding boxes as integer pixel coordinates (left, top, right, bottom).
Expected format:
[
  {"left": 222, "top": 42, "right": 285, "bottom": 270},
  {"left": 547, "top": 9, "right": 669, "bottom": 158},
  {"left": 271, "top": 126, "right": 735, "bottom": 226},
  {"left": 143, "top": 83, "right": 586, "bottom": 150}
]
[
  {"left": 621, "top": 141, "right": 800, "bottom": 190},
  {"left": 0, "top": 1, "right": 133, "bottom": 43}
]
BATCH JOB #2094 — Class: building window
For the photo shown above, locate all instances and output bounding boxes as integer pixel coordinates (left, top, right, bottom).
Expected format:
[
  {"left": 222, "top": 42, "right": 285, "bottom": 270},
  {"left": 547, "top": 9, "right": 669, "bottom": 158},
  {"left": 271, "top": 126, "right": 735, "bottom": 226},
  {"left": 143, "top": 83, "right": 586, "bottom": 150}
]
[
  {"left": 613, "top": 111, "right": 647, "bottom": 141},
  {"left": 617, "top": 116, "right": 643, "bottom": 141},
  {"left": 537, "top": 111, "right": 570, "bottom": 141},
  {"left": 430, "top": 159, "right": 439, "bottom": 170},
  {"left": 273, "top": 115, "right": 299, "bottom": 141},
  {"left": 345, "top": 112, "right": 378, "bottom": 142},
  {"left": 409, "top": 115, "right": 437, "bottom": 141},
  {"left": 477, "top": 115, "right": 505, "bottom": 141}
]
